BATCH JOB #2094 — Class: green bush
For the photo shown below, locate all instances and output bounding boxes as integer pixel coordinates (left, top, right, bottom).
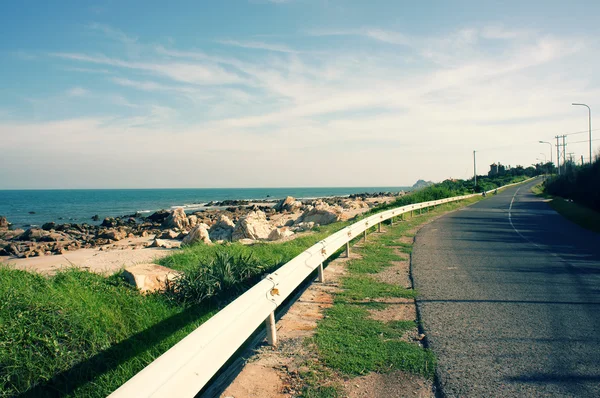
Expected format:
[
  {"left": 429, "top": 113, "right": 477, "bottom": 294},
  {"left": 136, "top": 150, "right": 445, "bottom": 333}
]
[
  {"left": 545, "top": 159, "right": 600, "bottom": 211},
  {"left": 164, "top": 251, "right": 266, "bottom": 305}
]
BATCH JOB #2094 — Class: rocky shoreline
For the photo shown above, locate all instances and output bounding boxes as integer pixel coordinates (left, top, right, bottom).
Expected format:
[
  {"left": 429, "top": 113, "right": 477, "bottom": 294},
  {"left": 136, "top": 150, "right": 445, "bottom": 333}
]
[{"left": 0, "top": 192, "right": 402, "bottom": 259}]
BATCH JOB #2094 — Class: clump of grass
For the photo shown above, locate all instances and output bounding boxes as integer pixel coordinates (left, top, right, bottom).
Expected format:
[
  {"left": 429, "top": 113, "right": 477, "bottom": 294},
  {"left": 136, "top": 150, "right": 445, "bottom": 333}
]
[
  {"left": 164, "top": 251, "right": 266, "bottom": 305},
  {"left": 314, "top": 304, "right": 435, "bottom": 377}
]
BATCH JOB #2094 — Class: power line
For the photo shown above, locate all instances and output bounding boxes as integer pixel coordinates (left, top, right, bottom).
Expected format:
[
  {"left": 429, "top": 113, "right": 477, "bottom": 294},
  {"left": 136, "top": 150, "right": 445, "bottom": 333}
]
[{"left": 567, "top": 138, "right": 600, "bottom": 145}]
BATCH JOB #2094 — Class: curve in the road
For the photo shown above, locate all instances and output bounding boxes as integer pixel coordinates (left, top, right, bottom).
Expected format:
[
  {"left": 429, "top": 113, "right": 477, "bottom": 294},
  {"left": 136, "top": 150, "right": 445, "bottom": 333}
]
[{"left": 412, "top": 179, "right": 600, "bottom": 397}]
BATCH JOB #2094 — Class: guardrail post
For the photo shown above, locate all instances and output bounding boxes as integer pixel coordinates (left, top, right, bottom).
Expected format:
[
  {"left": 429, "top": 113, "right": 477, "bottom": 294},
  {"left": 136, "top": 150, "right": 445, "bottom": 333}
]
[
  {"left": 411, "top": 210, "right": 413, "bottom": 217},
  {"left": 363, "top": 229, "right": 367, "bottom": 242},
  {"left": 346, "top": 241, "right": 350, "bottom": 257},
  {"left": 317, "top": 262, "right": 325, "bottom": 283},
  {"left": 390, "top": 216, "right": 394, "bottom": 226},
  {"left": 265, "top": 311, "right": 277, "bottom": 346},
  {"left": 378, "top": 222, "right": 381, "bottom": 233}
]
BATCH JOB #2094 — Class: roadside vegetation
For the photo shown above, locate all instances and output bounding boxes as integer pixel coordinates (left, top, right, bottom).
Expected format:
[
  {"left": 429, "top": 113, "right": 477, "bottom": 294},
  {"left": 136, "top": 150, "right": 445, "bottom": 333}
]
[
  {"left": 0, "top": 173, "right": 529, "bottom": 397},
  {"left": 301, "top": 196, "right": 483, "bottom": 397},
  {"left": 537, "top": 158, "right": 600, "bottom": 233}
]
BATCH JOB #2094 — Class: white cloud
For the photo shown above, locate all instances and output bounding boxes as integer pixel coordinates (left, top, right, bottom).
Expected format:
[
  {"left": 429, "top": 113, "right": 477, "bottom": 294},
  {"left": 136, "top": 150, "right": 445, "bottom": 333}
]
[
  {"left": 66, "top": 87, "right": 89, "bottom": 97},
  {"left": 217, "top": 39, "right": 298, "bottom": 53}
]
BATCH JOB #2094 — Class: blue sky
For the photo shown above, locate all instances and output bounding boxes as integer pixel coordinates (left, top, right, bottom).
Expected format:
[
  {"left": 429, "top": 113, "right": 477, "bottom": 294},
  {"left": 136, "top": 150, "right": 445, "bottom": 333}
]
[{"left": 1, "top": 0, "right": 599, "bottom": 188}]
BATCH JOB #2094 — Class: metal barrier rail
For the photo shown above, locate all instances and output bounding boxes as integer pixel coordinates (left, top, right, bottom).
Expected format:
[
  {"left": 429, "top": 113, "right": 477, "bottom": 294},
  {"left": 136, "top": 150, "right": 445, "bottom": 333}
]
[{"left": 109, "top": 178, "right": 535, "bottom": 397}]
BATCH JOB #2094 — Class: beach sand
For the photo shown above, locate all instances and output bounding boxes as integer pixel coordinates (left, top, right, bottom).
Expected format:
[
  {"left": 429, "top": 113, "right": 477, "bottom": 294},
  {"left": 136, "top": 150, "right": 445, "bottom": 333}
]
[{"left": 0, "top": 235, "right": 176, "bottom": 275}]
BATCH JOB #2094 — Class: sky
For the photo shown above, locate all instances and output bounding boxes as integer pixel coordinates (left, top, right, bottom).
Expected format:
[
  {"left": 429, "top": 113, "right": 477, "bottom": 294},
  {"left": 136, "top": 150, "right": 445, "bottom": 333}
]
[{"left": 1, "top": 0, "right": 600, "bottom": 189}]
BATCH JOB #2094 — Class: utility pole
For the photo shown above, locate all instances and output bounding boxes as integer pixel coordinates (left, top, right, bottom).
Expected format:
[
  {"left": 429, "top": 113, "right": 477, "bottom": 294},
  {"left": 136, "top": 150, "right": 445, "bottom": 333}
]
[
  {"left": 581, "top": 155, "right": 584, "bottom": 166},
  {"left": 555, "top": 136, "right": 561, "bottom": 175},
  {"left": 562, "top": 135, "right": 567, "bottom": 174},
  {"left": 473, "top": 150, "right": 477, "bottom": 191}
]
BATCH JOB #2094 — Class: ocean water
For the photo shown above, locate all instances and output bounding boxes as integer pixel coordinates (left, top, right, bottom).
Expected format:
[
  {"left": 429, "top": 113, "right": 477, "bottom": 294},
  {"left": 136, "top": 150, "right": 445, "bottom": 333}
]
[{"left": 0, "top": 187, "right": 411, "bottom": 228}]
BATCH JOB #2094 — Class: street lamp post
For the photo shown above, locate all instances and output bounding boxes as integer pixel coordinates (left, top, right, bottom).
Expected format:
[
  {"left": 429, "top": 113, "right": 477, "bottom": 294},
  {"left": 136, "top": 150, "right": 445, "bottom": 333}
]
[
  {"left": 572, "top": 103, "right": 592, "bottom": 163},
  {"left": 539, "top": 140, "right": 553, "bottom": 167}
]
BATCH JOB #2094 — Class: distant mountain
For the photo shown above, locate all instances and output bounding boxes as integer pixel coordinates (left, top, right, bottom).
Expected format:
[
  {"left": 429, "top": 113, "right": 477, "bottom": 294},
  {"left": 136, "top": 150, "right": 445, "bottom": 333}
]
[{"left": 412, "top": 179, "right": 434, "bottom": 189}]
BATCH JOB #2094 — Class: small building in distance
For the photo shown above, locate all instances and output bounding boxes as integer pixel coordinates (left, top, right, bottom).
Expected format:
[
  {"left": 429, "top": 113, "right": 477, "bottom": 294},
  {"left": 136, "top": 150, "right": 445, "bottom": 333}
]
[{"left": 488, "top": 163, "right": 508, "bottom": 176}]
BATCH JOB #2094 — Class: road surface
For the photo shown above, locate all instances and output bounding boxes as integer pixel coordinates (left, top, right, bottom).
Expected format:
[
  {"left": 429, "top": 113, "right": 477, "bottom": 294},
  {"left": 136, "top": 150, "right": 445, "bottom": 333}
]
[{"left": 412, "top": 179, "right": 600, "bottom": 397}]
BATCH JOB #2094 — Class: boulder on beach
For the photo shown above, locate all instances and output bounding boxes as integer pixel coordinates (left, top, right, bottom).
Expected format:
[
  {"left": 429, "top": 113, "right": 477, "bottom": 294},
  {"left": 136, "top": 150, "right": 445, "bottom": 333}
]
[
  {"left": 99, "top": 228, "right": 128, "bottom": 241},
  {"left": 182, "top": 223, "right": 211, "bottom": 245},
  {"left": 291, "top": 221, "right": 315, "bottom": 232},
  {"left": 0, "top": 216, "right": 9, "bottom": 230},
  {"left": 18, "top": 228, "right": 51, "bottom": 242},
  {"left": 41, "top": 222, "right": 57, "bottom": 231},
  {"left": 268, "top": 227, "right": 294, "bottom": 241},
  {"left": 232, "top": 210, "right": 273, "bottom": 241},
  {"left": 274, "top": 196, "right": 302, "bottom": 213},
  {"left": 209, "top": 215, "right": 235, "bottom": 241},
  {"left": 122, "top": 263, "right": 181, "bottom": 293},
  {"left": 295, "top": 202, "right": 344, "bottom": 226},
  {"left": 147, "top": 210, "right": 170, "bottom": 223},
  {"left": 187, "top": 215, "right": 198, "bottom": 229},
  {"left": 162, "top": 208, "right": 190, "bottom": 231},
  {"left": 150, "top": 239, "right": 181, "bottom": 249},
  {"left": 159, "top": 229, "right": 179, "bottom": 240}
]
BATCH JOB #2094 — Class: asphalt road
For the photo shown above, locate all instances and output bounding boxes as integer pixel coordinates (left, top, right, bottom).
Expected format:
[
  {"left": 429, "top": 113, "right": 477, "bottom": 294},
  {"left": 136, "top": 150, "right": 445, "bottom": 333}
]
[{"left": 412, "top": 179, "right": 600, "bottom": 397}]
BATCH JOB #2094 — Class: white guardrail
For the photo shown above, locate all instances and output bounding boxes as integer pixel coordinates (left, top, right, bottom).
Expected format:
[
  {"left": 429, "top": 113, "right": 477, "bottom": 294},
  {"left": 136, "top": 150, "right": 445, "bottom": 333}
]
[{"left": 109, "top": 178, "right": 535, "bottom": 398}]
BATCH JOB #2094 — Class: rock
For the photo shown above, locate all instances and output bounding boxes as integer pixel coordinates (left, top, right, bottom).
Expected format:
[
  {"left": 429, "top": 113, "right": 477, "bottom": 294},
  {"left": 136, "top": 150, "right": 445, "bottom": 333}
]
[
  {"left": 187, "top": 215, "right": 198, "bottom": 228},
  {"left": 232, "top": 211, "right": 273, "bottom": 241},
  {"left": 0, "top": 228, "right": 23, "bottom": 240},
  {"left": 19, "top": 228, "right": 51, "bottom": 242},
  {"left": 99, "top": 228, "right": 128, "bottom": 241},
  {"left": 0, "top": 216, "right": 10, "bottom": 229},
  {"left": 295, "top": 203, "right": 344, "bottom": 226},
  {"left": 141, "top": 230, "right": 149, "bottom": 237},
  {"left": 268, "top": 227, "right": 294, "bottom": 241},
  {"left": 91, "top": 214, "right": 100, "bottom": 221},
  {"left": 149, "top": 239, "right": 181, "bottom": 249},
  {"left": 159, "top": 229, "right": 179, "bottom": 240},
  {"left": 274, "top": 196, "right": 302, "bottom": 213},
  {"left": 101, "top": 217, "right": 119, "bottom": 228},
  {"left": 209, "top": 215, "right": 235, "bottom": 241},
  {"left": 291, "top": 222, "right": 315, "bottom": 232},
  {"left": 122, "top": 263, "right": 181, "bottom": 293},
  {"left": 41, "top": 222, "right": 57, "bottom": 231},
  {"left": 40, "top": 231, "right": 72, "bottom": 242},
  {"left": 162, "top": 208, "right": 190, "bottom": 230},
  {"left": 182, "top": 224, "right": 211, "bottom": 245},
  {"left": 238, "top": 238, "right": 256, "bottom": 245},
  {"left": 147, "top": 210, "right": 170, "bottom": 223}
]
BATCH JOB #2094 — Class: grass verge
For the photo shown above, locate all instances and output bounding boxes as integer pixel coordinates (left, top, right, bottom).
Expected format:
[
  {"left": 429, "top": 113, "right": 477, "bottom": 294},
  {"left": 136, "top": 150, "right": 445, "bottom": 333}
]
[
  {"left": 533, "top": 183, "right": 600, "bottom": 234},
  {"left": 0, "top": 268, "right": 216, "bottom": 397}
]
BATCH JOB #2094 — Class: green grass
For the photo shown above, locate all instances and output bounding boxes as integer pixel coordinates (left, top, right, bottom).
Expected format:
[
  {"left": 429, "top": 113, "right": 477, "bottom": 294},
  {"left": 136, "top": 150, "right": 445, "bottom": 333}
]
[
  {"left": 533, "top": 183, "right": 600, "bottom": 234},
  {"left": 0, "top": 267, "right": 215, "bottom": 397},
  {"left": 548, "top": 197, "right": 600, "bottom": 233},
  {"left": 158, "top": 221, "right": 350, "bottom": 273},
  {"left": 337, "top": 276, "right": 416, "bottom": 302},
  {"left": 314, "top": 304, "right": 435, "bottom": 377}
]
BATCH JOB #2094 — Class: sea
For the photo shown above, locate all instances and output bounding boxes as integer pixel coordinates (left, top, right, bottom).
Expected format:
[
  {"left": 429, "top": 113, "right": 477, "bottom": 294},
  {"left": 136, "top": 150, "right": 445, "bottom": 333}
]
[{"left": 0, "top": 187, "right": 411, "bottom": 228}]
